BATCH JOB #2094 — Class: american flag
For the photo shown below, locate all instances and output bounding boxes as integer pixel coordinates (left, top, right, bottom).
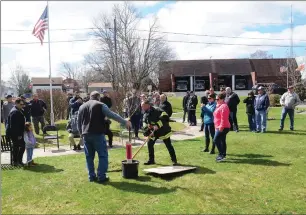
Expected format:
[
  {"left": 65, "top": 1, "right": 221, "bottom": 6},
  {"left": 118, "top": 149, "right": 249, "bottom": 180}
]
[{"left": 32, "top": 6, "right": 48, "bottom": 45}]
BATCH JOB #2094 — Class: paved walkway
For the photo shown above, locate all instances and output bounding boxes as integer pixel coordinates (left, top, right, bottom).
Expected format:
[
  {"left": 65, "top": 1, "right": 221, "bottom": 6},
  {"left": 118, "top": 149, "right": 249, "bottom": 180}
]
[{"left": 1, "top": 118, "right": 203, "bottom": 164}]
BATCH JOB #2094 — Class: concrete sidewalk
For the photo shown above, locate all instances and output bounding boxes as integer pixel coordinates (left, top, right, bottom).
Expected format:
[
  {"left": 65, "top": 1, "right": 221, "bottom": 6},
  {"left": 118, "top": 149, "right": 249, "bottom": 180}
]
[{"left": 1, "top": 119, "right": 203, "bottom": 165}]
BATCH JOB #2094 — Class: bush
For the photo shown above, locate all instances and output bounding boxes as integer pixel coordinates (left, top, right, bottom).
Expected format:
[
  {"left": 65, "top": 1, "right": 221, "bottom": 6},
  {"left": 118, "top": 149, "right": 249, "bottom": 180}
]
[
  {"left": 38, "top": 90, "right": 68, "bottom": 124},
  {"left": 269, "top": 94, "right": 281, "bottom": 107},
  {"left": 295, "top": 83, "right": 306, "bottom": 102}
]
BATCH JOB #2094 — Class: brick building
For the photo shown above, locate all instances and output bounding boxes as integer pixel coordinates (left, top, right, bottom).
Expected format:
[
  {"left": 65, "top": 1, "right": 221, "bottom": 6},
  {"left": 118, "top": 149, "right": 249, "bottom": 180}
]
[{"left": 159, "top": 58, "right": 297, "bottom": 92}]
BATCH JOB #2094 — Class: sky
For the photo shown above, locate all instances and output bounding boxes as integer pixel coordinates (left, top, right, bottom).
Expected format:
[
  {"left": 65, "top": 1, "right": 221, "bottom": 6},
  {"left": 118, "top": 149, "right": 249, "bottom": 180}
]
[{"left": 1, "top": 1, "right": 306, "bottom": 82}]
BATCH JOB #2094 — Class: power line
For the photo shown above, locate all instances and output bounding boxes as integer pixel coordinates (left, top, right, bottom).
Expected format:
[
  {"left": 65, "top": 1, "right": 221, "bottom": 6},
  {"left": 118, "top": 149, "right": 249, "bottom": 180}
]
[
  {"left": 2, "top": 26, "right": 306, "bottom": 42},
  {"left": 2, "top": 37, "right": 306, "bottom": 48}
]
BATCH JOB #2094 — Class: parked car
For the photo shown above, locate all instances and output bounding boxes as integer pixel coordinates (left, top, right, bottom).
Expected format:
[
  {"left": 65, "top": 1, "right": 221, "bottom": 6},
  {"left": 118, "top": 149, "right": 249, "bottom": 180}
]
[
  {"left": 176, "top": 80, "right": 188, "bottom": 91},
  {"left": 195, "top": 80, "right": 205, "bottom": 91},
  {"left": 252, "top": 83, "right": 287, "bottom": 95},
  {"left": 235, "top": 79, "right": 247, "bottom": 89}
]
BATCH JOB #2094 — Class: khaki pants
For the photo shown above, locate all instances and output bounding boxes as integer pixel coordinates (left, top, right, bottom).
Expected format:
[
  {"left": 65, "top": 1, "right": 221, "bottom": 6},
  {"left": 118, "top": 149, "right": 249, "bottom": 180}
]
[{"left": 69, "top": 134, "right": 83, "bottom": 147}]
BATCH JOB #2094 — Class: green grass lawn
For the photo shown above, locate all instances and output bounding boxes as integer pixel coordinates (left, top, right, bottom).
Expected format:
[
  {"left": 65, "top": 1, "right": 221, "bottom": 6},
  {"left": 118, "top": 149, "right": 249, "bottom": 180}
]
[{"left": 2, "top": 99, "right": 306, "bottom": 214}]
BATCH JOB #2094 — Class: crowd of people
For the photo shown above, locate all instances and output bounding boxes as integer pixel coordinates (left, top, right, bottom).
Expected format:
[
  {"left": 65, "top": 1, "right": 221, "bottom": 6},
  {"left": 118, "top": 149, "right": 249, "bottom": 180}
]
[{"left": 1, "top": 84, "right": 301, "bottom": 183}]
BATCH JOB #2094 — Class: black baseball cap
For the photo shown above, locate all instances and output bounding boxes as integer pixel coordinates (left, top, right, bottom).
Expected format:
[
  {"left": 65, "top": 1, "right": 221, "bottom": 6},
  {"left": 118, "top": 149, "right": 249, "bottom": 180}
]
[{"left": 6, "top": 95, "right": 12, "bottom": 99}]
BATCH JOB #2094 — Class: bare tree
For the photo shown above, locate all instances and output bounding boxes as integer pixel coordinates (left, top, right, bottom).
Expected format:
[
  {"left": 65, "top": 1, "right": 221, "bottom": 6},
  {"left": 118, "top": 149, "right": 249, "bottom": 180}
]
[
  {"left": 89, "top": 2, "right": 176, "bottom": 93},
  {"left": 8, "top": 64, "right": 31, "bottom": 95},
  {"left": 250, "top": 50, "right": 273, "bottom": 59},
  {"left": 59, "top": 62, "right": 81, "bottom": 80}
]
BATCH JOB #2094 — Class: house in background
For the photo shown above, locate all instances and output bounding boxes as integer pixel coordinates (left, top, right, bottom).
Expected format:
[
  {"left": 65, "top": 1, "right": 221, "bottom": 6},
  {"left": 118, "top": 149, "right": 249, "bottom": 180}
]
[
  {"left": 62, "top": 78, "right": 80, "bottom": 94},
  {"left": 87, "top": 82, "right": 113, "bottom": 93},
  {"left": 31, "top": 77, "right": 63, "bottom": 94}
]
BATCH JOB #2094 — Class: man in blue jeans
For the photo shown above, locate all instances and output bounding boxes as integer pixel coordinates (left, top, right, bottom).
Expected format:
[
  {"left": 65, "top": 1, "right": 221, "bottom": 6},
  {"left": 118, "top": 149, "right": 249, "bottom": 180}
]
[
  {"left": 279, "top": 86, "right": 300, "bottom": 131},
  {"left": 78, "top": 91, "right": 131, "bottom": 183},
  {"left": 254, "top": 87, "right": 270, "bottom": 133}
]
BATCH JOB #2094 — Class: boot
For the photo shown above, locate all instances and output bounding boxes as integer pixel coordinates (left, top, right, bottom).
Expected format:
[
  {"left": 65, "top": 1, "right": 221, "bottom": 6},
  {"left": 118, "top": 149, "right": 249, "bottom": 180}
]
[
  {"left": 203, "top": 141, "right": 209, "bottom": 152},
  {"left": 144, "top": 160, "right": 155, "bottom": 165}
]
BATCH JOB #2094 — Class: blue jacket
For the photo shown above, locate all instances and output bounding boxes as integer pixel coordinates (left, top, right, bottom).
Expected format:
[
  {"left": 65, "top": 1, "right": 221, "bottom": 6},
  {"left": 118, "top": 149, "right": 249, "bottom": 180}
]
[
  {"left": 254, "top": 93, "right": 270, "bottom": 111},
  {"left": 69, "top": 97, "right": 82, "bottom": 115},
  {"left": 201, "top": 101, "right": 217, "bottom": 124}
]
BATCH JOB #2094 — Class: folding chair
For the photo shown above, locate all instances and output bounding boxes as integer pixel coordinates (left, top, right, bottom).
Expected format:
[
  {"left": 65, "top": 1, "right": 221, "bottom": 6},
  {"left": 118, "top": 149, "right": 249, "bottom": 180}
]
[{"left": 43, "top": 125, "right": 59, "bottom": 152}]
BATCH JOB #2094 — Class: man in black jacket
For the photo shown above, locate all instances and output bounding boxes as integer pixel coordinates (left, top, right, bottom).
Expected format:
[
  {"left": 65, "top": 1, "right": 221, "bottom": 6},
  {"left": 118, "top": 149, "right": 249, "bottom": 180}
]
[
  {"left": 20, "top": 95, "right": 31, "bottom": 122},
  {"left": 142, "top": 100, "right": 177, "bottom": 165},
  {"left": 199, "top": 90, "right": 209, "bottom": 131},
  {"left": 160, "top": 94, "right": 173, "bottom": 118},
  {"left": 225, "top": 87, "right": 240, "bottom": 132},
  {"left": 6, "top": 98, "right": 26, "bottom": 166},
  {"left": 187, "top": 91, "right": 198, "bottom": 126},
  {"left": 100, "top": 90, "right": 114, "bottom": 146},
  {"left": 100, "top": 90, "right": 112, "bottom": 108},
  {"left": 182, "top": 91, "right": 190, "bottom": 123},
  {"left": 30, "top": 94, "right": 47, "bottom": 135}
]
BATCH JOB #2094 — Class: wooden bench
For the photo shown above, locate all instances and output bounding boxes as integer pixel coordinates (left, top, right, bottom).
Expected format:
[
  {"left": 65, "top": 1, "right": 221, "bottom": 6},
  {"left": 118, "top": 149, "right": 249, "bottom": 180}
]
[{"left": 1, "top": 135, "right": 13, "bottom": 165}]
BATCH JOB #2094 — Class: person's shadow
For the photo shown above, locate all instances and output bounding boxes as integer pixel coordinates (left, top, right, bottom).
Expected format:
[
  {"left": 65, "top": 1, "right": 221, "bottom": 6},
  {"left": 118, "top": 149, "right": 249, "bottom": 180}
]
[
  {"left": 108, "top": 181, "right": 177, "bottom": 195},
  {"left": 23, "top": 164, "right": 64, "bottom": 173}
]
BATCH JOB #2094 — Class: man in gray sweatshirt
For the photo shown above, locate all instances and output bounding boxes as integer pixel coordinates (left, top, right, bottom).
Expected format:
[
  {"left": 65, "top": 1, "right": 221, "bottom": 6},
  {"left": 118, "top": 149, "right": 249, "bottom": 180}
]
[
  {"left": 279, "top": 86, "right": 301, "bottom": 131},
  {"left": 2, "top": 95, "right": 14, "bottom": 128}
]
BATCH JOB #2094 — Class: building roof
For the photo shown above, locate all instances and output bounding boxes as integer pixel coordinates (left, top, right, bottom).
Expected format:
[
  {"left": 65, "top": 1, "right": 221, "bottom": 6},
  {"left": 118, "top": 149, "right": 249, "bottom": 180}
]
[
  {"left": 32, "top": 77, "right": 63, "bottom": 85},
  {"left": 88, "top": 82, "right": 112, "bottom": 88}
]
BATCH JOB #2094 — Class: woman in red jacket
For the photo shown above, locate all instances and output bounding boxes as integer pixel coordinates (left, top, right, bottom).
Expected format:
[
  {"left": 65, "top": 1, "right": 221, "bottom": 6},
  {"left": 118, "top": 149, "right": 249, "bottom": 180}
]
[{"left": 213, "top": 93, "right": 231, "bottom": 162}]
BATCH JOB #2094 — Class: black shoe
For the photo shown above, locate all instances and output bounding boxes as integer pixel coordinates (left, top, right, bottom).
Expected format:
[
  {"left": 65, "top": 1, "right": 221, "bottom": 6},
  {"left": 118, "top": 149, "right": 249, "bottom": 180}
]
[
  {"left": 144, "top": 161, "right": 155, "bottom": 165},
  {"left": 172, "top": 161, "right": 179, "bottom": 166},
  {"left": 109, "top": 145, "right": 113, "bottom": 148},
  {"left": 279, "top": 128, "right": 283, "bottom": 131},
  {"left": 203, "top": 148, "right": 209, "bottom": 152},
  {"left": 12, "top": 162, "right": 19, "bottom": 167},
  {"left": 89, "top": 176, "right": 97, "bottom": 182},
  {"left": 290, "top": 128, "right": 294, "bottom": 131},
  {"left": 255, "top": 130, "right": 260, "bottom": 133},
  {"left": 18, "top": 162, "right": 25, "bottom": 167},
  {"left": 96, "top": 176, "right": 110, "bottom": 184},
  {"left": 210, "top": 150, "right": 215, "bottom": 154},
  {"left": 77, "top": 144, "right": 82, "bottom": 150},
  {"left": 235, "top": 130, "right": 239, "bottom": 133},
  {"left": 73, "top": 145, "right": 77, "bottom": 151},
  {"left": 199, "top": 130, "right": 203, "bottom": 132}
]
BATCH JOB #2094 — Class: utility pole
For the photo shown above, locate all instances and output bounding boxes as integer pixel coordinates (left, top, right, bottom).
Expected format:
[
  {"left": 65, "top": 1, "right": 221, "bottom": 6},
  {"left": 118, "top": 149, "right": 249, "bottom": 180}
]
[
  {"left": 288, "top": 4, "right": 293, "bottom": 88},
  {"left": 114, "top": 17, "right": 118, "bottom": 90}
]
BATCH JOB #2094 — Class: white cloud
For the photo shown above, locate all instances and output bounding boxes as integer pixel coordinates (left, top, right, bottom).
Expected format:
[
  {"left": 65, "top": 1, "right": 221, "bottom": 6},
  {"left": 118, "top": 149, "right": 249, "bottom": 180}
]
[{"left": 1, "top": 1, "right": 306, "bottom": 82}]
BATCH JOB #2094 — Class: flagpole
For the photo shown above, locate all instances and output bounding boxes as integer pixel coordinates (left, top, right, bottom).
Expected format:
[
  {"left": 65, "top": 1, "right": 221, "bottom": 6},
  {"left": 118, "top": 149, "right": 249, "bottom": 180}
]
[{"left": 47, "top": 1, "right": 54, "bottom": 126}]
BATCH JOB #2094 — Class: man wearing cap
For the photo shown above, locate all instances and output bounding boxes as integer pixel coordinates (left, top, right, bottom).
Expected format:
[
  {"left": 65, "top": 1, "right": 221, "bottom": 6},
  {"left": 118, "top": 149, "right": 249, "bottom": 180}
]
[
  {"left": 2, "top": 95, "right": 14, "bottom": 129},
  {"left": 254, "top": 86, "right": 270, "bottom": 133},
  {"left": 279, "top": 86, "right": 300, "bottom": 131},
  {"left": 78, "top": 91, "right": 131, "bottom": 183},
  {"left": 30, "top": 94, "right": 47, "bottom": 135}
]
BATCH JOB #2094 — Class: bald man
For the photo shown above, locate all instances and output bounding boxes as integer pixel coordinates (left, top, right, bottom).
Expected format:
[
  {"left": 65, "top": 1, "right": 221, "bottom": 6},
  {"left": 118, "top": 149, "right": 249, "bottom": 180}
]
[{"left": 159, "top": 94, "right": 173, "bottom": 118}]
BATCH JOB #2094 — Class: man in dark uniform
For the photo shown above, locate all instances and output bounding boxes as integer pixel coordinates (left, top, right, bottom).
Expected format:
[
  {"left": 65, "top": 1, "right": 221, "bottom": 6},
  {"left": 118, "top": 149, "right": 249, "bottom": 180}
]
[
  {"left": 66, "top": 93, "right": 73, "bottom": 120},
  {"left": 142, "top": 100, "right": 177, "bottom": 165},
  {"left": 182, "top": 91, "right": 190, "bottom": 123},
  {"left": 159, "top": 94, "right": 173, "bottom": 118}
]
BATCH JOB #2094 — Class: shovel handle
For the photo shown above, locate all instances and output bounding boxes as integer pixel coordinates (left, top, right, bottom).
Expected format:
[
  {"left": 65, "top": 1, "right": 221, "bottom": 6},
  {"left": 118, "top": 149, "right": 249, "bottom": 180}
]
[{"left": 131, "top": 131, "right": 154, "bottom": 159}]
